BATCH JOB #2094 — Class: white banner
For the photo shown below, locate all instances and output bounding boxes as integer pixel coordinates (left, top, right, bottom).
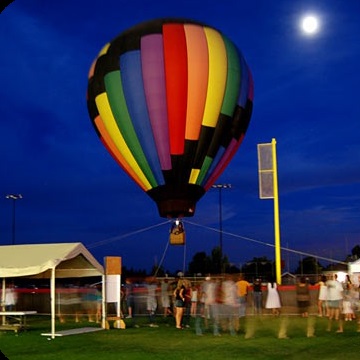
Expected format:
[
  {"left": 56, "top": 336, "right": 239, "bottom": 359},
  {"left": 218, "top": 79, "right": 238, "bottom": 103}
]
[{"left": 105, "top": 274, "right": 120, "bottom": 303}]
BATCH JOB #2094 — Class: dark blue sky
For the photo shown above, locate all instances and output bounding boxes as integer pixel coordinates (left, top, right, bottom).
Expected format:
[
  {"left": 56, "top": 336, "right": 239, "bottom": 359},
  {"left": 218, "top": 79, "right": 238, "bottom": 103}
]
[{"left": 1, "top": 0, "right": 359, "bottom": 273}]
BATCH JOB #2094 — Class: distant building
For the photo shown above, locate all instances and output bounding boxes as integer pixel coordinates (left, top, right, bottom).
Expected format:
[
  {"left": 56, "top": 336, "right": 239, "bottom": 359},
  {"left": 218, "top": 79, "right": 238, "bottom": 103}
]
[{"left": 281, "top": 272, "right": 296, "bottom": 285}]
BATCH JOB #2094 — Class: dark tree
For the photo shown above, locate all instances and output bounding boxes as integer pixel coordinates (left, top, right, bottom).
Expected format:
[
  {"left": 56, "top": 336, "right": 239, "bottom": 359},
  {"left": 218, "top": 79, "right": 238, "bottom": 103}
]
[
  {"left": 295, "top": 256, "right": 323, "bottom": 275},
  {"left": 188, "top": 247, "right": 230, "bottom": 275},
  {"left": 351, "top": 245, "right": 360, "bottom": 259},
  {"left": 188, "top": 251, "right": 210, "bottom": 275},
  {"left": 241, "top": 256, "right": 274, "bottom": 281}
]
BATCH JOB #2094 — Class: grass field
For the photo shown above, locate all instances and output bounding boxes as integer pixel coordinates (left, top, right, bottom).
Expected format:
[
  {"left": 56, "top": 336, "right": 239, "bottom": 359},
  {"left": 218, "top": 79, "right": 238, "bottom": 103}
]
[{"left": 1, "top": 315, "right": 359, "bottom": 360}]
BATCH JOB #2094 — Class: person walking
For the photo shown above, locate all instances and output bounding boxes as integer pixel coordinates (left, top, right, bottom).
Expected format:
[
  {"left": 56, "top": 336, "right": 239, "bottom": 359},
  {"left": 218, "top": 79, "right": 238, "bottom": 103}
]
[
  {"left": 252, "top": 278, "right": 263, "bottom": 315},
  {"left": 146, "top": 277, "right": 158, "bottom": 327},
  {"left": 160, "top": 279, "right": 172, "bottom": 317},
  {"left": 236, "top": 274, "right": 250, "bottom": 318},
  {"left": 220, "top": 276, "right": 237, "bottom": 335},
  {"left": 190, "top": 284, "right": 198, "bottom": 317},
  {"left": 296, "top": 276, "right": 310, "bottom": 317},
  {"left": 343, "top": 277, "right": 355, "bottom": 322},
  {"left": 4, "top": 282, "right": 17, "bottom": 311},
  {"left": 125, "top": 279, "right": 135, "bottom": 319},
  {"left": 326, "top": 274, "right": 343, "bottom": 333}
]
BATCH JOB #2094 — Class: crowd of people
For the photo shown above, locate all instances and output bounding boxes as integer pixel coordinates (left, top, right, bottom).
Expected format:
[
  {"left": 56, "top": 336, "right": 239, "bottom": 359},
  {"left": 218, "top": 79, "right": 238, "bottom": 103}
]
[
  {"left": 3, "top": 272, "right": 359, "bottom": 338},
  {"left": 121, "top": 272, "right": 360, "bottom": 337}
]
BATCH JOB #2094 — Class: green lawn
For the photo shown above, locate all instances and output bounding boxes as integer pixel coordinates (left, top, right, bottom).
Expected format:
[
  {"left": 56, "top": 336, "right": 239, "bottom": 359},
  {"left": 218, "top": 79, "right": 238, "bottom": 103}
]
[{"left": 1, "top": 315, "right": 359, "bottom": 360}]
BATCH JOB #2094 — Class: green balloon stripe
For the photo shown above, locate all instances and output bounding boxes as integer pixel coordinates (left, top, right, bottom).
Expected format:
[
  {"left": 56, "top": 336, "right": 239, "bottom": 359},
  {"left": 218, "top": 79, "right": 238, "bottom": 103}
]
[{"left": 105, "top": 71, "right": 158, "bottom": 187}]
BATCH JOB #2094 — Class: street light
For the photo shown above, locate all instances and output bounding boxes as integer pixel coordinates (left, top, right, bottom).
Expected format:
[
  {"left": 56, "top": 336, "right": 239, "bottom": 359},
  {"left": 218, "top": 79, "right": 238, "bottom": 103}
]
[
  {"left": 211, "top": 184, "right": 231, "bottom": 273},
  {"left": 5, "top": 194, "right": 22, "bottom": 245}
]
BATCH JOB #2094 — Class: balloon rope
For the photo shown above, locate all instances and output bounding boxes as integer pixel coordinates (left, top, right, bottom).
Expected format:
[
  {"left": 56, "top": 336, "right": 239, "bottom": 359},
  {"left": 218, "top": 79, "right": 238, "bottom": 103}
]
[
  {"left": 153, "top": 237, "right": 170, "bottom": 277},
  {"left": 182, "top": 241, "right": 187, "bottom": 275},
  {"left": 185, "top": 220, "right": 347, "bottom": 265},
  {"left": 87, "top": 220, "right": 172, "bottom": 249}
]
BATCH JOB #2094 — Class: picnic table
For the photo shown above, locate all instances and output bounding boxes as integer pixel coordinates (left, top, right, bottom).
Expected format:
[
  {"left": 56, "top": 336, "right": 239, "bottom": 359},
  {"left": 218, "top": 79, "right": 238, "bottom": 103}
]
[{"left": 0, "top": 311, "right": 37, "bottom": 333}]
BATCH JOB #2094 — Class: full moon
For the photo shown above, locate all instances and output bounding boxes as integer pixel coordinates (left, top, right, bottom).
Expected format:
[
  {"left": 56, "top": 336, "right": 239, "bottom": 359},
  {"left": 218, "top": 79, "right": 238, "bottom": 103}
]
[{"left": 301, "top": 15, "right": 319, "bottom": 34}]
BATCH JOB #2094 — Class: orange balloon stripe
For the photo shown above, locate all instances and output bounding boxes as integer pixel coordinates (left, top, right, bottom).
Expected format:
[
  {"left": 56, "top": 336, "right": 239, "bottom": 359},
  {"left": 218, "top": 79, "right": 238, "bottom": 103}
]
[
  {"left": 88, "top": 59, "right": 96, "bottom": 79},
  {"left": 163, "top": 24, "right": 188, "bottom": 155},
  {"left": 184, "top": 24, "right": 209, "bottom": 141},
  {"left": 94, "top": 115, "right": 148, "bottom": 191}
]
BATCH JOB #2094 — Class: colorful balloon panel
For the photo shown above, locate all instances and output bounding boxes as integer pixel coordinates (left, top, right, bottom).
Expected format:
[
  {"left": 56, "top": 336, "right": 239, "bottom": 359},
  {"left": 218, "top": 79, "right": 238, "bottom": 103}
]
[{"left": 87, "top": 18, "right": 253, "bottom": 218}]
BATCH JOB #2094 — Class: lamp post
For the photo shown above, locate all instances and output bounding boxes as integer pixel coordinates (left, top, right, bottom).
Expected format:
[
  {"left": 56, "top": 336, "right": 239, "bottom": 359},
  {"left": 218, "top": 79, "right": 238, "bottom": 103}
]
[
  {"left": 6, "top": 194, "right": 22, "bottom": 245},
  {"left": 212, "top": 184, "right": 231, "bottom": 273}
]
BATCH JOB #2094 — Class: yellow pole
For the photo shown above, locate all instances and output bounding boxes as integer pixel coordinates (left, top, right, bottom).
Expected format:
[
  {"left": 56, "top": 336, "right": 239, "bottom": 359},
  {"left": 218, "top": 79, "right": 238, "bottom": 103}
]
[{"left": 272, "top": 138, "right": 282, "bottom": 285}]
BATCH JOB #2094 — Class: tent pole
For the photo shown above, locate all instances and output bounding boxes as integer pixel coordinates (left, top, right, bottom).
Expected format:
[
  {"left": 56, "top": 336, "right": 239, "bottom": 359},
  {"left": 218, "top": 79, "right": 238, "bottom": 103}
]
[
  {"left": 1, "top": 278, "right": 6, "bottom": 325},
  {"left": 101, "top": 275, "right": 106, "bottom": 329},
  {"left": 51, "top": 268, "right": 56, "bottom": 339},
  {"left": 117, "top": 275, "right": 121, "bottom": 320}
]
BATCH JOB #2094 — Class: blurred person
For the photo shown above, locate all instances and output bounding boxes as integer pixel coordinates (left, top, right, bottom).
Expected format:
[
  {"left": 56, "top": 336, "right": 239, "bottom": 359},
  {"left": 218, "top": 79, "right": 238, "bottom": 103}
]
[
  {"left": 357, "top": 275, "right": 360, "bottom": 331},
  {"left": 202, "top": 276, "right": 220, "bottom": 335},
  {"left": 236, "top": 274, "right": 250, "bottom": 318},
  {"left": 195, "top": 280, "right": 206, "bottom": 335},
  {"left": 343, "top": 277, "right": 356, "bottom": 322},
  {"left": 146, "top": 277, "right": 158, "bottom": 327},
  {"left": 82, "top": 284, "right": 102, "bottom": 322},
  {"left": 182, "top": 279, "right": 192, "bottom": 328},
  {"left": 326, "top": 274, "right": 343, "bottom": 333},
  {"left": 252, "top": 278, "right": 263, "bottom": 315},
  {"left": 4, "top": 282, "right": 17, "bottom": 311},
  {"left": 296, "top": 276, "right": 310, "bottom": 318},
  {"left": 190, "top": 283, "right": 198, "bottom": 317},
  {"left": 222, "top": 275, "right": 238, "bottom": 336},
  {"left": 212, "top": 279, "right": 223, "bottom": 336},
  {"left": 317, "top": 275, "right": 329, "bottom": 317},
  {"left": 125, "top": 279, "right": 135, "bottom": 319},
  {"left": 160, "top": 279, "right": 172, "bottom": 317}
]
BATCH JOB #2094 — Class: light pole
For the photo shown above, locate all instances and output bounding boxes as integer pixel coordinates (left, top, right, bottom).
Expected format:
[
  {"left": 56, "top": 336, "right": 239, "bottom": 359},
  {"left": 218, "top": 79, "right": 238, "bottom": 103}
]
[
  {"left": 6, "top": 194, "right": 22, "bottom": 245},
  {"left": 212, "top": 184, "right": 231, "bottom": 273}
]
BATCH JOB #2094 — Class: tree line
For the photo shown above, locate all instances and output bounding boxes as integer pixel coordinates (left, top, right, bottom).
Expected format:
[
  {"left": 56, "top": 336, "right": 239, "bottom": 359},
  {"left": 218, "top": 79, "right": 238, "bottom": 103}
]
[{"left": 122, "top": 244, "right": 360, "bottom": 280}]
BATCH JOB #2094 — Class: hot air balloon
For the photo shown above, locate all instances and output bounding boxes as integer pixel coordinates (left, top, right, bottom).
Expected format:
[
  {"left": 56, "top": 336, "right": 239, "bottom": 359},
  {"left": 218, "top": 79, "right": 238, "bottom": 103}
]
[{"left": 87, "top": 18, "right": 254, "bottom": 219}]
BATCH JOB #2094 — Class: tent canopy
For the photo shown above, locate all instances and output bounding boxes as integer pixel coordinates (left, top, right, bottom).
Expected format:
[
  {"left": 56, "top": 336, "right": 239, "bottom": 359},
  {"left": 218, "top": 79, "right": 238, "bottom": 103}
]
[
  {"left": 0, "top": 242, "right": 104, "bottom": 278},
  {"left": 349, "top": 258, "right": 360, "bottom": 274}
]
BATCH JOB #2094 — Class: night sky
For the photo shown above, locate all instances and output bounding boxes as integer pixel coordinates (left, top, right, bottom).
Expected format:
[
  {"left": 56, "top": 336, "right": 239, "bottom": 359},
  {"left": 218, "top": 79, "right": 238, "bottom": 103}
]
[{"left": 1, "top": 0, "right": 359, "bottom": 274}]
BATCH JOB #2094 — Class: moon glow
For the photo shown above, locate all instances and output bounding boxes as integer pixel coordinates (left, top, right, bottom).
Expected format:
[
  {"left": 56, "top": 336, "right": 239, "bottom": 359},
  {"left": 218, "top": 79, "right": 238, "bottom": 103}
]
[{"left": 301, "top": 15, "right": 319, "bottom": 34}]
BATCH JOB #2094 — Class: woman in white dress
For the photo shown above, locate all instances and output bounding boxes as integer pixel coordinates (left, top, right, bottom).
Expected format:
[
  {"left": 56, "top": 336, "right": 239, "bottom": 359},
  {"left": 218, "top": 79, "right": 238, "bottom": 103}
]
[{"left": 265, "top": 280, "right": 281, "bottom": 316}]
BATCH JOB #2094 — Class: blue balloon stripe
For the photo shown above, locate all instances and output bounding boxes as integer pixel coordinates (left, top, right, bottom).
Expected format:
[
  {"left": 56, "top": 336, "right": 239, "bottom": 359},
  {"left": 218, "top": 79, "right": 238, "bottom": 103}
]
[
  {"left": 201, "top": 146, "right": 226, "bottom": 185},
  {"left": 120, "top": 51, "right": 164, "bottom": 186}
]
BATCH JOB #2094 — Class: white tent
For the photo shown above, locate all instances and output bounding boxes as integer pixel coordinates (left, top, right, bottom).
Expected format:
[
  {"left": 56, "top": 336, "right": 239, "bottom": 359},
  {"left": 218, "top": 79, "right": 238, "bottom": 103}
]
[
  {"left": 0, "top": 242, "right": 104, "bottom": 338},
  {"left": 349, "top": 258, "right": 360, "bottom": 275}
]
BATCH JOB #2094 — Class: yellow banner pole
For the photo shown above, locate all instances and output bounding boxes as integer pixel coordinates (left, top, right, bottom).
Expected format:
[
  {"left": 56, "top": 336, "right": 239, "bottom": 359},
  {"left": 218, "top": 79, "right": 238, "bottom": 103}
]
[{"left": 272, "top": 138, "right": 282, "bottom": 284}]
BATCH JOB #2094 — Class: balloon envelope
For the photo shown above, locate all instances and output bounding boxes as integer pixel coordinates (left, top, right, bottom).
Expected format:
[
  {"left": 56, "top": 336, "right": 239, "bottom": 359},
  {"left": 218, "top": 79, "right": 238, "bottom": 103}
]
[{"left": 87, "top": 18, "right": 254, "bottom": 218}]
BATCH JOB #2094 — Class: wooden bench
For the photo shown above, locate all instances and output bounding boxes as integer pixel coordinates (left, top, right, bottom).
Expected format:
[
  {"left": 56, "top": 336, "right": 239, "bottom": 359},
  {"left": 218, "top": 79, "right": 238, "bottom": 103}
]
[{"left": 0, "top": 311, "right": 37, "bottom": 333}]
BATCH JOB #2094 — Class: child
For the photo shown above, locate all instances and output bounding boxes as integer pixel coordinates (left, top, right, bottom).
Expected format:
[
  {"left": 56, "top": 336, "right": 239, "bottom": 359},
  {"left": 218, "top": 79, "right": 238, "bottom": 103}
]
[{"left": 343, "top": 282, "right": 355, "bottom": 321}]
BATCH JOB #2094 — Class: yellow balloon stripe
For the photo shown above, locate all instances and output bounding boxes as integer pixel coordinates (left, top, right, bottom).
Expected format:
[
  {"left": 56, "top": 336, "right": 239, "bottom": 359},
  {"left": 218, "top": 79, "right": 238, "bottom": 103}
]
[
  {"left": 95, "top": 93, "right": 152, "bottom": 190},
  {"left": 202, "top": 28, "right": 227, "bottom": 128},
  {"left": 94, "top": 116, "right": 147, "bottom": 192},
  {"left": 88, "top": 43, "right": 111, "bottom": 78},
  {"left": 99, "top": 43, "right": 111, "bottom": 57},
  {"left": 189, "top": 168, "right": 200, "bottom": 184}
]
